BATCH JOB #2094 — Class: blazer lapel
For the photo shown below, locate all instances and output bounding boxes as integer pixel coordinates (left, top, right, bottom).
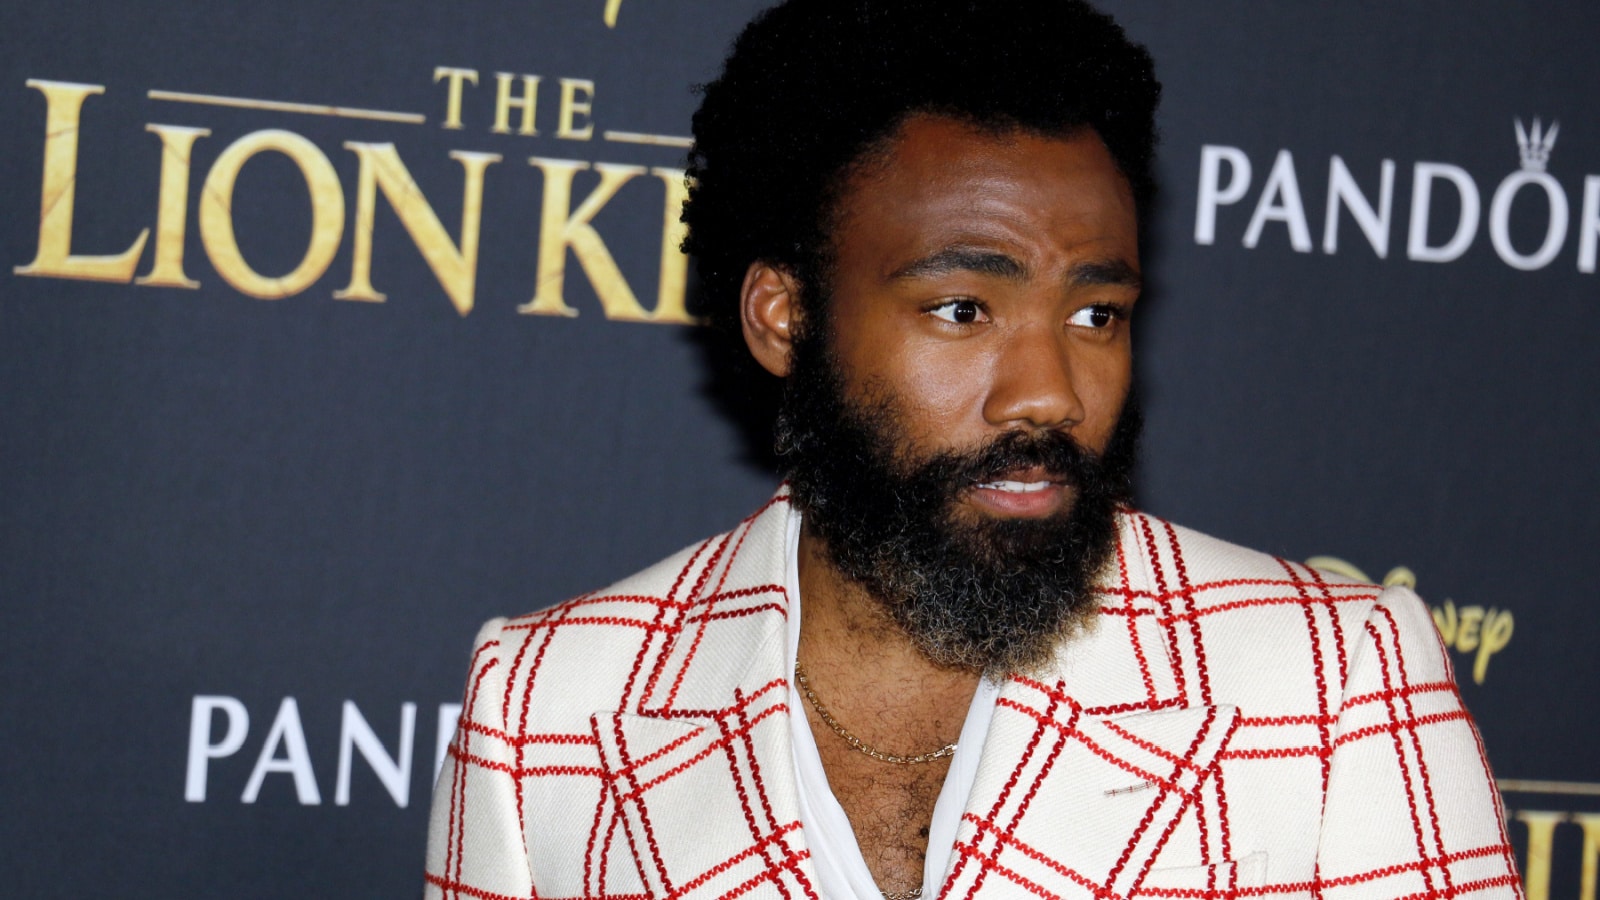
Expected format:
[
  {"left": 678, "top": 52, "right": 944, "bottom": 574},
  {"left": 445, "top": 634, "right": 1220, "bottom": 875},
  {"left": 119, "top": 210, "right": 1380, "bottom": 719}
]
[
  {"left": 593, "top": 494, "right": 821, "bottom": 900},
  {"left": 594, "top": 681, "right": 815, "bottom": 900},
  {"left": 938, "top": 511, "right": 1241, "bottom": 900},
  {"left": 939, "top": 685, "right": 1239, "bottom": 900}
]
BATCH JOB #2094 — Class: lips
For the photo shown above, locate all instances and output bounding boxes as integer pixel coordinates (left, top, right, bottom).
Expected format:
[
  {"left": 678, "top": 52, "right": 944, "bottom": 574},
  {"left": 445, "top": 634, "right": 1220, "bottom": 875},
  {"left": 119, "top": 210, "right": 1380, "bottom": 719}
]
[
  {"left": 973, "top": 466, "right": 1061, "bottom": 492},
  {"left": 975, "top": 479, "right": 1056, "bottom": 494},
  {"left": 966, "top": 466, "right": 1070, "bottom": 517}
]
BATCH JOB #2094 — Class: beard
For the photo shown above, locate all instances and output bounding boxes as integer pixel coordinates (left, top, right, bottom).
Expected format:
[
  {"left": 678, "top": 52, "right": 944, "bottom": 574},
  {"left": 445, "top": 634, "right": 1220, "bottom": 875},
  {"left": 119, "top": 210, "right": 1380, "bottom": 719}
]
[{"left": 775, "top": 327, "right": 1141, "bottom": 675}]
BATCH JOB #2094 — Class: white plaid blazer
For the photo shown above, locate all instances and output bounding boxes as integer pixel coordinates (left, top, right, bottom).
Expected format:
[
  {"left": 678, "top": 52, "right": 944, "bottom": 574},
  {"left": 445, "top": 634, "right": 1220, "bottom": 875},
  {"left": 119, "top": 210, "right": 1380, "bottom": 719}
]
[{"left": 425, "top": 489, "right": 1521, "bottom": 900}]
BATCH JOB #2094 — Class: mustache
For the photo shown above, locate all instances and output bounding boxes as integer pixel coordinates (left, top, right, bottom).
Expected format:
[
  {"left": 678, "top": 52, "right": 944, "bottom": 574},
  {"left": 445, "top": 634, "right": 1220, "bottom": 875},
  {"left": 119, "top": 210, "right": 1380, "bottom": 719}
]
[{"left": 910, "top": 429, "right": 1102, "bottom": 493}]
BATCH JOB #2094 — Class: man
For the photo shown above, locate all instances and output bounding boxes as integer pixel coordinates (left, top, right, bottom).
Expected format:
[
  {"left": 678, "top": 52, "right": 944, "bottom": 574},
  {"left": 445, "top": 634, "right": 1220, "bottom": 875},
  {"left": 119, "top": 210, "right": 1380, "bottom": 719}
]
[{"left": 425, "top": 1, "right": 1521, "bottom": 898}]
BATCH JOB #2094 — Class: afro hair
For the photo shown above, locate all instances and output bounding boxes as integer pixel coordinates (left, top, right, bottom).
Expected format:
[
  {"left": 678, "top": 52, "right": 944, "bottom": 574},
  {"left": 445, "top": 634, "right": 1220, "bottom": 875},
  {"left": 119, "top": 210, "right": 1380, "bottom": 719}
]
[{"left": 682, "top": 0, "right": 1161, "bottom": 340}]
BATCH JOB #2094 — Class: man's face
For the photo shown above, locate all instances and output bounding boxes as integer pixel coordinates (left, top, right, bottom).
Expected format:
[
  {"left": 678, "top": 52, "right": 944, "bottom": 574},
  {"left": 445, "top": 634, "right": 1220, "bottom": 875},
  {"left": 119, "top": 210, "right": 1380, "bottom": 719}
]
[
  {"left": 776, "top": 115, "right": 1143, "bottom": 673},
  {"left": 824, "top": 115, "right": 1140, "bottom": 507}
]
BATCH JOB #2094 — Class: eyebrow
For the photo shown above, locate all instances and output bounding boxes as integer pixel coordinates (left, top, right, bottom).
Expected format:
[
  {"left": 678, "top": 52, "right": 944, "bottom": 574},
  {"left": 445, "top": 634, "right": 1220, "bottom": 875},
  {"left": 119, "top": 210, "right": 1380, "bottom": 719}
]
[
  {"left": 889, "top": 247, "right": 1027, "bottom": 281},
  {"left": 888, "top": 247, "right": 1142, "bottom": 291},
  {"left": 1068, "top": 259, "right": 1143, "bottom": 291}
]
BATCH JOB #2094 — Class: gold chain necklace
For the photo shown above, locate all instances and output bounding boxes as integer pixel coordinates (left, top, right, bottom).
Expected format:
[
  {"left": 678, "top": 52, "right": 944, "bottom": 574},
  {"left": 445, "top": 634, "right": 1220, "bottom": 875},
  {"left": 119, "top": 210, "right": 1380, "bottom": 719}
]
[
  {"left": 793, "top": 661, "right": 956, "bottom": 765},
  {"left": 881, "top": 889, "right": 923, "bottom": 900}
]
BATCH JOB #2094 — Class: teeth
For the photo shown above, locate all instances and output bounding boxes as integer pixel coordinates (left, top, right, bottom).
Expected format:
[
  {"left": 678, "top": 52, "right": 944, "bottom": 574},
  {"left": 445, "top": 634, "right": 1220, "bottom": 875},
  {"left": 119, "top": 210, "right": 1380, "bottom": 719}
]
[{"left": 978, "top": 480, "right": 1052, "bottom": 493}]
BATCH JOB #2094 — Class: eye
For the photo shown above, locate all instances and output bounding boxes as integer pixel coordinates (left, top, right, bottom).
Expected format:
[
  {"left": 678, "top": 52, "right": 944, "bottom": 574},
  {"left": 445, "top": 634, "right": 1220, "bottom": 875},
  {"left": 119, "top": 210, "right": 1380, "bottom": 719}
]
[
  {"left": 928, "top": 298, "right": 986, "bottom": 325},
  {"left": 1068, "top": 304, "right": 1122, "bottom": 329}
]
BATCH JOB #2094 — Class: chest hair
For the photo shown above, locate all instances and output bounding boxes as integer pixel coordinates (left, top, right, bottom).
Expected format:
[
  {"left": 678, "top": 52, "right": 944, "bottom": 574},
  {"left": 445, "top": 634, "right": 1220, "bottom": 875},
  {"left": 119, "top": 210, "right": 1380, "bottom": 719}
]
[{"left": 815, "top": 737, "right": 955, "bottom": 893}]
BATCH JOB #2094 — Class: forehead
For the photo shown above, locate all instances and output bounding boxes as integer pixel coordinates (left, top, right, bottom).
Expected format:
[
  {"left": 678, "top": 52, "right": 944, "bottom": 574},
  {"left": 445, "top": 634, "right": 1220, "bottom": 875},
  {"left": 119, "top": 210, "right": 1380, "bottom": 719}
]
[{"left": 829, "top": 115, "right": 1139, "bottom": 277}]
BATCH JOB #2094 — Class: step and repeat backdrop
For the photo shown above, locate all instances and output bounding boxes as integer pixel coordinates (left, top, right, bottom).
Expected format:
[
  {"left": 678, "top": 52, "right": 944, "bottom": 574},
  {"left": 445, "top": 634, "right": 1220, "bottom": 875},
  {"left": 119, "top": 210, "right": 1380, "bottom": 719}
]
[{"left": 2, "top": 1, "right": 1595, "bottom": 897}]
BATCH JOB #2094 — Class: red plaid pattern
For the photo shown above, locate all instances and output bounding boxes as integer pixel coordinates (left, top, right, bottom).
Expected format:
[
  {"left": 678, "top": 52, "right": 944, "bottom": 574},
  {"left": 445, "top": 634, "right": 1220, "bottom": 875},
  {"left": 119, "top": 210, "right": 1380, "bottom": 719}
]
[{"left": 425, "top": 490, "right": 1521, "bottom": 900}]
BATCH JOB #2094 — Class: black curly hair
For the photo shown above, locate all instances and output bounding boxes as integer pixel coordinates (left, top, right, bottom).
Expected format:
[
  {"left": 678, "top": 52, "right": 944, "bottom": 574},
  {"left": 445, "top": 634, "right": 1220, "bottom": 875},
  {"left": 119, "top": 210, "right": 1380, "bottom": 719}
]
[{"left": 683, "top": 0, "right": 1161, "bottom": 342}]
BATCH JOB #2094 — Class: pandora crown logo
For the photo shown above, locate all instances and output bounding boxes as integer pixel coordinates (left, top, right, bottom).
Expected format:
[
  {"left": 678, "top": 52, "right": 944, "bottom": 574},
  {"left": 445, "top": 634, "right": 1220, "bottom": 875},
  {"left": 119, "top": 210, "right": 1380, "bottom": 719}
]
[
  {"left": 1196, "top": 118, "right": 1600, "bottom": 273},
  {"left": 1516, "top": 117, "right": 1558, "bottom": 173}
]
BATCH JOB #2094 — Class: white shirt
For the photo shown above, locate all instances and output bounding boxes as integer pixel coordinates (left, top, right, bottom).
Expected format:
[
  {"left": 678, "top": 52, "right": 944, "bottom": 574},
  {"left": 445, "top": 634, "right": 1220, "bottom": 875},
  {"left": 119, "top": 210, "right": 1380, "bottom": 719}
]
[{"left": 783, "top": 508, "right": 1000, "bottom": 900}]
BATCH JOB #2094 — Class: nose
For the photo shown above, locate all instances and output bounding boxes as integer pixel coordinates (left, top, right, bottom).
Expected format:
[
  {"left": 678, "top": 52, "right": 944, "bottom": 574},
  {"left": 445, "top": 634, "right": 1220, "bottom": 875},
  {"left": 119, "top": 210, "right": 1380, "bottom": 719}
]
[{"left": 981, "top": 323, "right": 1085, "bottom": 431}]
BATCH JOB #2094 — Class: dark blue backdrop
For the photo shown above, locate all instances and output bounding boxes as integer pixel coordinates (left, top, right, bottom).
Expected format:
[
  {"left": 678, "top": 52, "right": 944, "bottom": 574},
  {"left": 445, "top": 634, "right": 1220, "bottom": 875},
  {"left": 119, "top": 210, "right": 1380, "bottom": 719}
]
[{"left": 1, "top": 2, "right": 1594, "bottom": 897}]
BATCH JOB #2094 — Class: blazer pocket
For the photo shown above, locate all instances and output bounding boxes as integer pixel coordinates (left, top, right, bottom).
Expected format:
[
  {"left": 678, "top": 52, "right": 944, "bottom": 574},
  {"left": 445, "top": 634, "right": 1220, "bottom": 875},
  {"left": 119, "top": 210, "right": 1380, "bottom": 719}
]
[{"left": 1135, "top": 852, "right": 1269, "bottom": 896}]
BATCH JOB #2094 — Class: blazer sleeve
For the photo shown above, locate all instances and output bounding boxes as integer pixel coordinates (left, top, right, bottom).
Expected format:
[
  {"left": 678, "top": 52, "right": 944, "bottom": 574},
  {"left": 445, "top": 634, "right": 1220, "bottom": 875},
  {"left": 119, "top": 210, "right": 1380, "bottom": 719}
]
[
  {"left": 1315, "top": 586, "right": 1524, "bottom": 899},
  {"left": 423, "top": 617, "right": 536, "bottom": 900}
]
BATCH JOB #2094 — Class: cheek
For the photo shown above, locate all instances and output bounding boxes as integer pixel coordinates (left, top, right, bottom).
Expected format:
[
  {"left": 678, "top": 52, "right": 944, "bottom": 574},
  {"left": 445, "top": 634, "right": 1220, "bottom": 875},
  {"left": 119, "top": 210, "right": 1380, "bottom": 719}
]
[
  {"left": 1073, "top": 350, "right": 1133, "bottom": 449},
  {"left": 826, "top": 295, "right": 990, "bottom": 436},
  {"left": 879, "top": 343, "right": 995, "bottom": 441}
]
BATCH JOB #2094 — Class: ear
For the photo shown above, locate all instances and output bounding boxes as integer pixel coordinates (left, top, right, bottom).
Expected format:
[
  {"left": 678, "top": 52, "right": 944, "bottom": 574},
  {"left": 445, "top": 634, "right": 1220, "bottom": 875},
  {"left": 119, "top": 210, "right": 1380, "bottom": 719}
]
[{"left": 739, "top": 262, "right": 803, "bottom": 378}]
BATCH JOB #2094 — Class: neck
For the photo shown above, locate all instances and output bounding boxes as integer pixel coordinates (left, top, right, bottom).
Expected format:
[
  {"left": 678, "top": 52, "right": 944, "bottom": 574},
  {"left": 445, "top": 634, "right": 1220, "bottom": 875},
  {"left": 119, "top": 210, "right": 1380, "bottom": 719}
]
[{"left": 795, "top": 524, "right": 980, "bottom": 750}]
